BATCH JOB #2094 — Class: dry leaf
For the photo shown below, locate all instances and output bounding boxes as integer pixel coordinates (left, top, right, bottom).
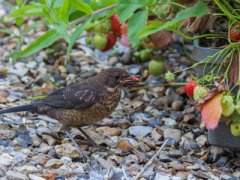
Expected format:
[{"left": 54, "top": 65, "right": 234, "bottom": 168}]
[
  {"left": 201, "top": 93, "right": 223, "bottom": 129},
  {"left": 0, "top": 90, "right": 9, "bottom": 103},
  {"left": 149, "top": 30, "right": 173, "bottom": 49},
  {"left": 228, "top": 53, "right": 239, "bottom": 85},
  {"left": 196, "top": 78, "right": 225, "bottom": 110},
  {"left": 117, "top": 140, "right": 134, "bottom": 151}
]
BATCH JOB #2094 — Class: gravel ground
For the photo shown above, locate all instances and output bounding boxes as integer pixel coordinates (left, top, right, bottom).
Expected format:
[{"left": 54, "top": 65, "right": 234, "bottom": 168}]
[{"left": 1, "top": 4, "right": 240, "bottom": 180}]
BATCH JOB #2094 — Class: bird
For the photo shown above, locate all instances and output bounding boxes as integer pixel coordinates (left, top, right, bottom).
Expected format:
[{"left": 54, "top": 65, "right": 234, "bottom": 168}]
[{"left": 0, "top": 67, "right": 140, "bottom": 160}]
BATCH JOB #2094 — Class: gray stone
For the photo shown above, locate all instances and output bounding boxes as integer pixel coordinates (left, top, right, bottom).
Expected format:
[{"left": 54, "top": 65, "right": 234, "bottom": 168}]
[
  {"left": 57, "top": 165, "right": 72, "bottom": 176},
  {"left": 169, "top": 161, "right": 185, "bottom": 171},
  {"left": 0, "top": 153, "right": 14, "bottom": 166},
  {"left": 28, "top": 174, "right": 46, "bottom": 180},
  {"left": 154, "top": 173, "right": 171, "bottom": 180},
  {"left": 162, "top": 117, "right": 177, "bottom": 126},
  {"left": 6, "top": 170, "right": 28, "bottom": 180},
  {"left": 196, "top": 135, "right": 207, "bottom": 147},
  {"left": 128, "top": 126, "right": 153, "bottom": 137},
  {"left": 164, "top": 128, "right": 182, "bottom": 143},
  {"left": 55, "top": 143, "right": 79, "bottom": 158}
]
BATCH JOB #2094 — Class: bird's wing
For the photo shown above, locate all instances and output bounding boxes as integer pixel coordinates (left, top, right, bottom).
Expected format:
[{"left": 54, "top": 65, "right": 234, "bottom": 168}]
[{"left": 33, "top": 83, "right": 101, "bottom": 109}]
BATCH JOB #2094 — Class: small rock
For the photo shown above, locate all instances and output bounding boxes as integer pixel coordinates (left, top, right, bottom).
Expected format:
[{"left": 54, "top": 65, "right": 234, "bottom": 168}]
[
  {"left": 58, "top": 65, "right": 67, "bottom": 73},
  {"left": 26, "top": 61, "right": 37, "bottom": 69},
  {"left": 162, "top": 117, "right": 177, "bottom": 126},
  {"left": 6, "top": 170, "right": 28, "bottom": 180},
  {"left": 183, "top": 114, "right": 195, "bottom": 123},
  {"left": 196, "top": 135, "right": 207, "bottom": 147},
  {"left": 0, "top": 153, "right": 14, "bottom": 166},
  {"left": 19, "top": 165, "right": 39, "bottom": 174},
  {"left": 171, "top": 100, "right": 184, "bottom": 111},
  {"left": 60, "top": 156, "right": 72, "bottom": 164},
  {"left": 186, "top": 165, "right": 200, "bottom": 170},
  {"left": 128, "top": 126, "right": 153, "bottom": 138},
  {"left": 109, "top": 56, "right": 118, "bottom": 65},
  {"left": 151, "top": 128, "right": 162, "bottom": 141},
  {"left": 164, "top": 128, "right": 182, "bottom": 143},
  {"left": 28, "top": 174, "right": 46, "bottom": 180},
  {"left": 93, "top": 155, "right": 113, "bottom": 169},
  {"left": 96, "top": 126, "right": 121, "bottom": 137},
  {"left": 45, "top": 159, "right": 63, "bottom": 168},
  {"left": 57, "top": 165, "right": 72, "bottom": 176},
  {"left": 42, "top": 134, "right": 57, "bottom": 146},
  {"left": 154, "top": 173, "right": 171, "bottom": 180},
  {"left": 0, "top": 129, "right": 16, "bottom": 139},
  {"left": 38, "top": 143, "right": 52, "bottom": 153},
  {"left": 55, "top": 143, "right": 79, "bottom": 158},
  {"left": 169, "top": 161, "right": 185, "bottom": 171}
]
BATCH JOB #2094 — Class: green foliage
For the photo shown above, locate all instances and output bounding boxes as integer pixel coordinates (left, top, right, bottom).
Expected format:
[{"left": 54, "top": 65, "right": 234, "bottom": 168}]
[
  {"left": 138, "top": 1, "right": 208, "bottom": 37},
  {"left": 128, "top": 10, "right": 148, "bottom": 47},
  {"left": 5, "top": 0, "right": 211, "bottom": 60},
  {"left": 18, "top": 29, "right": 60, "bottom": 58}
]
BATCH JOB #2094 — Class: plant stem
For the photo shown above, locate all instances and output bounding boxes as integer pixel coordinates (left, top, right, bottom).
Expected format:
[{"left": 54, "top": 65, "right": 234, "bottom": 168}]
[
  {"left": 129, "top": 82, "right": 186, "bottom": 91},
  {"left": 221, "top": 0, "right": 240, "bottom": 17},
  {"left": 177, "top": 31, "right": 227, "bottom": 40},
  {"left": 70, "top": 5, "right": 116, "bottom": 26}
]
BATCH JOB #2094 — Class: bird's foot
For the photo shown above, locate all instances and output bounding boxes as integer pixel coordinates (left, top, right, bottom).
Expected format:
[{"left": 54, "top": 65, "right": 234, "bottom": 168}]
[{"left": 64, "top": 129, "right": 89, "bottom": 163}]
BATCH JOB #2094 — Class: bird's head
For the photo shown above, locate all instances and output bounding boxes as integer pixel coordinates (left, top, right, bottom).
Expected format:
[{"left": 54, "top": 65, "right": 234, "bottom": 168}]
[{"left": 99, "top": 68, "right": 140, "bottom": 88}]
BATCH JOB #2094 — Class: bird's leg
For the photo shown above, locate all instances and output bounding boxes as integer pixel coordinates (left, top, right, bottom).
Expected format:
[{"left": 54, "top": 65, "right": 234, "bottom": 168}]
[
  {"left": 77, "top": 127, "right": 109, "bottom": 152},
  {"left": 64, "top": 128, "right": 89, "bottom": 162},
  {"left": 78, "top": 127, "right": 98, "bottom": 146}
]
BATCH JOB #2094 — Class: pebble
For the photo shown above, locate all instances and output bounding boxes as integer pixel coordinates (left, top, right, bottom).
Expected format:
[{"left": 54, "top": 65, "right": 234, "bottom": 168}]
[
  {"left": 183, "top": 114, "right": 195, "bottom": 123},
  {"left": 96, "top": 126, "right": 121, "bottom": 137},
  {"left": 0, "top": 129, "right": 16, "bottom": 139},
  {"left": 164, "top": 128, "right": 182, "bottom": 143},
  {"left": 169, "top": 161, "right": 185, "bottom": 170},
  {"left": 196, "top": 135, "right": 207, "bottom": 147},
  {"left": 17, "top": 165, "right": 39, "bottom": 174},
  {"left": 26, "top": 61, "right": 37, "bottom": 69},
  {"left": 0, "top": 153, "right": 14, "bottom": 166},
  {"left": 128, "top": 126, "right": 153, "bottom": 138},
  {"left": 45, "top": 159, "right": 63, "bottom": 168},
  {"left": 151, "top": 128, "right": 162, "bottom": 141},
  {"left": 42, "top": 134, "right": 57, "bottom": 146},
  {"left": 55, "top": 143, "right": 79, "bottom": 158},
  {"left": 28, "top": 174, "right": 46, "bottom": 180},
  {"left": 162, "top": 117, "right": 177, "bottom": 126},
  {"left": 171, "top": 100, "right": 184, "bottom": 111},
  {"left": 57, "top": 165, "right": 72, "bottom": 176},
  {"left": 6, "top": 170, "right": 28, "bottom": 180},
  {"left": 154, "top": 173, "right": 172, "bottom": 180}
]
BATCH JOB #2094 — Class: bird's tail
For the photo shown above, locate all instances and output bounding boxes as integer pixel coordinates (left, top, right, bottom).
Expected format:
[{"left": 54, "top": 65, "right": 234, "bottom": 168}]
[{"left": 0, "top": 104, "right": 37, "bottom": 115}]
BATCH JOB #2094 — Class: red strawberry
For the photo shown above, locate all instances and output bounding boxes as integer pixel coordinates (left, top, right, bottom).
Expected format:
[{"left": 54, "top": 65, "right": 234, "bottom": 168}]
[
  {"left": 101, "top": 34, "right": 116, "bottom": 52},
  {"left": 110, "top": 14, "right": 121, "bottom": 37},
  {"left": 120, "top": 23, "right": 129, "bottom": 46},
  {"left": 184, "top": 80, "right": 197, "bottom": 97},
  {"left": 230, "top": 25, "right": 240, "bottom": 40}
]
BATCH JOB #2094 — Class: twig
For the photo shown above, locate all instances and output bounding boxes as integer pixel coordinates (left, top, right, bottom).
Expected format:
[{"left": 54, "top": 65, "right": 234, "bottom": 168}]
[
  {"left": 70, "top": 5, "right": 116, "bottom": 26},
  {"left": 134, "top": 139, "right": 169, "bottom": 180},
  {"left": 122, "top": 165, "right": 129, "bottom": 180},
  {"left": 129, "top": 82, "right": 186, "bottom": 91}
]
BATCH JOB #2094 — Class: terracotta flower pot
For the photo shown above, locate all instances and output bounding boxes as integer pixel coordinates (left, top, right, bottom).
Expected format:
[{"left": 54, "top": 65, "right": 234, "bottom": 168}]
[{"left": 193, "top": 38, "right": 240, "bottom": 149}]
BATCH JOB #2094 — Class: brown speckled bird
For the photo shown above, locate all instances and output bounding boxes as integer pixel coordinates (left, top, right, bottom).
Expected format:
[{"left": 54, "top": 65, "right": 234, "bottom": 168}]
[{"left": 0, "top": 67, "right": 140, "bottom": 159}]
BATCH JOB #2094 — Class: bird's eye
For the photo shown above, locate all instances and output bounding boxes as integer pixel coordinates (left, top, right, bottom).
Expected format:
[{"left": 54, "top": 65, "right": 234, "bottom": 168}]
[{"left": 115, "top": 75, "right": 120, "bottom": 80}]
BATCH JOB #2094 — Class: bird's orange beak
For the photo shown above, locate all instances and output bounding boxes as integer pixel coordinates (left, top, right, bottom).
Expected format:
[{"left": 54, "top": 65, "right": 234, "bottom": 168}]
[{"left": 120, "top": 75, "right": 141, "bottom": 84}]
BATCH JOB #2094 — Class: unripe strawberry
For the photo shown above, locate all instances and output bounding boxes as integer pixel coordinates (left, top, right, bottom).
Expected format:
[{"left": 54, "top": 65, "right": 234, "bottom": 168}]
[
  {"left": 231, "top": 123, "right": 240, "bottom": 136},
  {"left": 93, "top": 34, "right": 107, "bottom": 50},
  {"left": 221, "top": 95, "right": 234, "bottom": 117},
  {"left": 184, "top": 80, "right": 197, "bottom": 98},
  {"left": 193, "top": 86, "right": 208, "bottom": 101},
  {"left": 110, "top": 14, "right": 121, "bottom": 37},
  {"left": 85, "top": 37, "right": 92, "bottom": 45},
  {"left": 235, "top": 101, "right": 240, "bottom": 114},
  {"left": 101, "top": 34, "right": 116, "bottom": 52},
  {"left": 165, "top": 71, "right": 175, "bottom": 82}
]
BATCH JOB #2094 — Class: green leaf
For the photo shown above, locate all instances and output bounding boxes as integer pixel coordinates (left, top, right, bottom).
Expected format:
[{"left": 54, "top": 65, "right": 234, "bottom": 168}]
[
  {"left": 0, "top": 28, "right": 14, "bottom": 35},
  {"left": 60, "top": 0, "right": 71, "bottom": 24},
  {"left": 71, "top": 0, "right": 93, "bottom": 14},
  {"left": 117, "top": 0, "right": 144, "bottom": 23},
  {"left": 128, "top": 9, "right": 148, "bottom": 47},
  {"left": 67, "top": 17, "right": 92, "bottom": 56},
  {"left": 18, "top": 29, "right": 60, "bottom": 58},
  {"left": 138, "top": 0, "right": 208, "bottom": 37},
  {"left": 9, "top": 5, "right": 43, "bottom": 18},
  {"left": 54, "top": 22, "right": 70, "bottom": 43}
]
